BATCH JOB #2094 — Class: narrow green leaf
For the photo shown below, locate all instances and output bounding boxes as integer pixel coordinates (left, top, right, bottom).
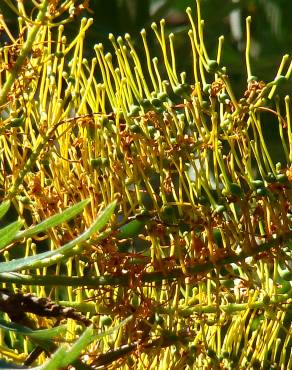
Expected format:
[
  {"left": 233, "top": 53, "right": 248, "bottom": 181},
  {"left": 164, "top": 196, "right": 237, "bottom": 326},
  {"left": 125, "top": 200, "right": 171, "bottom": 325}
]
[
  {"left": 41, "top": 314, "right": 132, "bottom": 369},
  {"left": 0, "top": 200, "right": 10, "bottom": 220},
  {"left": 72, "top": 316, "right": 133, "bottom": 365},
  {"left": 29, "top": 326, "right": 68, "bottom": 340},
  {"left": 41, "top": 347, "right": 67, "bottom": 370},
  {"left": 0, "top": 220, "right": 24, "bottom": 250},
  {"left": 0, "top": 319, "right": 67, "bottom": 340},
  {"left": 89, "top": 200, "right": 116, "bottom": 232},
  {"left": 15, "top": 198, "right": 90, "bottom": 239},
  {"left": 78, "top": 313, "right": 133, "bottom": 342},
  {"left": 0, "top": 201, "right": 116, "bottom": 273},
  {"left": 63, "top": 315, "right": 133, "bottom": 366},
  {"left": 57, "top": 327, "right": 95, "bottom": 367}
]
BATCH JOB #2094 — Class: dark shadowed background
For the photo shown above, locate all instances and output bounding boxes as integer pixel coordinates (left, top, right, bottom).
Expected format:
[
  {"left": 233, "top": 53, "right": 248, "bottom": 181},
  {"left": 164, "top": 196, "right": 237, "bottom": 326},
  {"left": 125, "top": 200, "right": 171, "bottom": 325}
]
[
  {"left": 1, "top": 0, "right": 291, "bottom": 93},
  {"left": 1, "top": 0, "right": 291, "bottom": 161}
]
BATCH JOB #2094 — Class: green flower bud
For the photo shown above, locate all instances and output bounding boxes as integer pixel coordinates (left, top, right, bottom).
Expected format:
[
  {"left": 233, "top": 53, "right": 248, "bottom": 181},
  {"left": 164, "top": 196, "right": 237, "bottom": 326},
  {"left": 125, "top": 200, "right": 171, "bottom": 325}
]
[
  {"left": 155, "top": 106, "right": 164, "bottom": 114},
  {"left": 173, "top": 84, "right": 184, "bottom": 96},
  {"left": 220, "top": 119, "right": 231, "bottom": 130},
  {"left": 128, "top": 105, "right": 140, "bottom": 117},
  {"left": 218, "top": 92, "right": 229, "bottom": 103},
  {"left": 214, "top": 204, "right": 225, "bottom": 214},
  {"left": 100, "top": 315, "right": 113, "bottom": 326},
  {"left": 229, "top": 183, "right": 244, "bottom": 198},
  {"left": 130, "top": 143, "right": 137, "bottom": 155},
  {"left": 55, "top": 51, "right": 64, "bottom": 58},
  {"left": 151, "top": 98, "right": 163, "bottom": 107},
  {"left": 9, "top": 116, "right": 24, "bottom": 127},
  {"left": 201, "top": 100, "right": 209, "bottom": 109},
  {"left": 90, "top": 158, "right": 102, "bottom": 169},
  {"left": 129, "top": 124, "right": 142, "bottom": 134},
  {"left": 17, "top": 196, "right": 31, "bottom": 204},
  {"left": 207, "top": 60, "right": 219, "bottom": 73},
  {"left": 276, "top": 174, "right": 288, "bottom": 183},
  {"left": 251, "top": 180, "right": 264, "bottom": 189},
  {"left": 157, "top": 92, "right": 168, "bottom": 101},
  {"left": 207, "top": 348, "right": 217, "bottom": 359},
  {"left": 90, "top": 157, "right": 109, "bottom": 169},
  {"left": 256, "top": 187, "right": 269, "bottom": 196},
  {"left": 181, "top": 83, "right": 192, "bottom": 94},
  {"left": 140, "top": 98, "right": 152, "bottom": 109}
]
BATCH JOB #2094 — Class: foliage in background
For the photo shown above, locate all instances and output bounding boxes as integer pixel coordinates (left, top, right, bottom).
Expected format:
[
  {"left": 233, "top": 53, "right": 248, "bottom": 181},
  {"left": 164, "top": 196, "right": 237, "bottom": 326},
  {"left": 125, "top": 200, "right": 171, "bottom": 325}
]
[
  {"left": 0, "top": 0, "right": 291, "bottom": 369},
  {"left": 1, "top": 0, "right": 292, "bottom": 85}
]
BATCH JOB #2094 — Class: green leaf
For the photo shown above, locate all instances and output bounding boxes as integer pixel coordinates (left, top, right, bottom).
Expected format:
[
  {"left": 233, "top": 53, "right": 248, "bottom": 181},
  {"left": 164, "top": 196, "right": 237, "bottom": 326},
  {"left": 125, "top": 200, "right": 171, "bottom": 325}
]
[
  {"left": 0, "top": 201, "right": 116, "bottom": 273},
  {"left": 0, "top": 200, "right": 10, "bottom": 220},
  {"left": 0, "top": 318, "right": 67, "bottom": 340},
  {"left": 0, "top": 220, "right": 24, "bottom": 250},
  {"left": 41, "top": 347, "right": 67, "bottom": 370},
  {"left": 86, "top": 201, "right": 116, "bottom": 234},
  {"left": 15, "top": 199, "right": 90, "bottom": 239},
  {"left": 29, "top": 326, "right": 68, "bottom": 340},
  {"left": 41, "top": 314, "right": 132, "bottom": 369}
]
